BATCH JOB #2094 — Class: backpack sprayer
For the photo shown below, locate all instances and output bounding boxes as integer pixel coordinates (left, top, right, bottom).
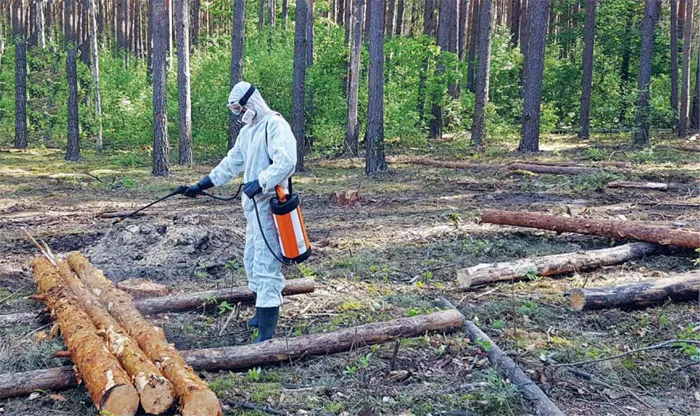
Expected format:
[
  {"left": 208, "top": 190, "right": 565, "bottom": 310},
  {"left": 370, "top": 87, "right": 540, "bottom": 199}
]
[{"left": 113, "top": 180, "right": 311, "bottom": 266}]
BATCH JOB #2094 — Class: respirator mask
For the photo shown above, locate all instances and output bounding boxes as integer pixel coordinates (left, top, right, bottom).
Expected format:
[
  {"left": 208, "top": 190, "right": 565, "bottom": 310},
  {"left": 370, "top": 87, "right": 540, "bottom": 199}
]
[{"left": 227, "top": 85, "right": 257, "bottom": 125}]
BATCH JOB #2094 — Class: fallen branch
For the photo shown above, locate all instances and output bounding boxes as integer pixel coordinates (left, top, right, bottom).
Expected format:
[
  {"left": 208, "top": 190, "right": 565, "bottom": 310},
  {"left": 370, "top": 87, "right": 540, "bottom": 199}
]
[
  {"left": 464, "top": 320, "right": 565, "bottom": 416},
  {"left": 96, "top": 211, "right": 146, "bottom": 219},
  {"left": 607, "top": 180, "right": 671, "bottom": 191},
  {"left": 507, "top": 163, "right": 598, "bottom": 175},
  {"left": 481, "top": 209, "right": 700, "bottom": 249},
  {"left": 458, "top": 242, "right": 658, "bottom": 289},
  {"left": 0, "top": 310, "right": 464, "bottom": 399},
  {"left": 677, "top": 144, "right": 700, "bottom": 152},
  {"left": 570, "top": 271, "right": 700, "bottom": 311},
  {"left": 0, "top": 279, "right": 315, "bottom": 328},
  {"left": 555, "top": 339, "right": 700, "bottom": 368}
]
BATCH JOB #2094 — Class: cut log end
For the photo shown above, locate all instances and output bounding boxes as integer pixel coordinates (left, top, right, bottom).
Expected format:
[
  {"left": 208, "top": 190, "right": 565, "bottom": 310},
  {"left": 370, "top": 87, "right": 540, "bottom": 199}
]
[
  {"left": 136, "top": 374, "right": 176, "bottom": 415},
  {"left": 180, "top": 389, "right": 222, "bottom": 416},
  {"left": 100, "top": 384, "right": 140, "bottom": 416},
  {"left": 570, "top": 289, "right": 586, "bottom": 312},
  {"left": 456, "top": 269, "right": 473, "bottom": 289}
]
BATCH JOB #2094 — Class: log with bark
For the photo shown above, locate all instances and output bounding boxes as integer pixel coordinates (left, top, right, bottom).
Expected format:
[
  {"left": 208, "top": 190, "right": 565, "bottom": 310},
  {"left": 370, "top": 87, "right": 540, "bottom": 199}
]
[
  {"left": 570, "top": 271, "right": 700, "bottom": 311},
  {"left": 67, "top": 252, "right": 222, "bottom": 416},
  {"left": 481, "top": 209, "right": 700, "bottom": 249},
  {"left": 32, "top": 258, "right": 140, "bottom": 416},
  {"left": 607, "top": 180, "right": 695, "bottom": 192},
  {"left": 510, "top": 160, "right": 631, "bottom": 169},
  {"left": 58, "top": 262, "right": 175, "bottom": 414},
  {"left": 0, "top": 310, "right": 464, "bottom": 399},
  {"left": 0, "top": 278, "right": 315, "bottom": 328},
  {"left": 458, "top": 242, "right": 659, "bottom": 289},
  {"left": 507, "top": 163, "right": 598, "bottom": 175},
  {"left": 116, "top": 278, "right": 169, "bottom": 299},
  {"left": 464, "top": 320, "right": 566, "bottom": 416},
  {"left": 677, "top": 144, "right": 700, "bottom": 152},
  {"left": 403, "top": 157, "right": 504, "bottom": 170}
]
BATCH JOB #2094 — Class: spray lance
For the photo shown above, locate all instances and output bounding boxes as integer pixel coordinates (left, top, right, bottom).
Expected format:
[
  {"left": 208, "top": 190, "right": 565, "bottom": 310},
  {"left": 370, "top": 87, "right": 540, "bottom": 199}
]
[{"left": 112, "top": 181, "right": 311, "bottom": 266}]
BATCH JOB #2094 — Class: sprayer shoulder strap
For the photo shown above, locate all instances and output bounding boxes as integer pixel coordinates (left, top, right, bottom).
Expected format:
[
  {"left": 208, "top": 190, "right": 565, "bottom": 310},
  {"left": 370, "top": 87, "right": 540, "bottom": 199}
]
[{"left": 264, "top": 114, "right": 293, "bottom": 192}]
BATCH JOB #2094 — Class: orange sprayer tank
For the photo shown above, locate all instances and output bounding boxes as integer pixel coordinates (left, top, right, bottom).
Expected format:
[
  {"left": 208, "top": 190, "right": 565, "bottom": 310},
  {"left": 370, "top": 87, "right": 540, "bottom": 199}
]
[{"left": 270, "top": 185, "right": 311, "bottom": 263}]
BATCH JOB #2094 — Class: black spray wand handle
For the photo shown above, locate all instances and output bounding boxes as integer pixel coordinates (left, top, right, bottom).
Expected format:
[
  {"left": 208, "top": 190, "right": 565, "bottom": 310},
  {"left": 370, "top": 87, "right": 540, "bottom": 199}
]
[{"left": 112, "top": 185, "right": 188, "bottom": 225}]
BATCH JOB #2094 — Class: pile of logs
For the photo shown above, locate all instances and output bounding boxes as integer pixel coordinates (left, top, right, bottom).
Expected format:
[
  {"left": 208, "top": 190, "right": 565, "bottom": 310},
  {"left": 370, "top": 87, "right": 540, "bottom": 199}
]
[
  {"left": 467, "top": 209, "right": 700, "bottom": 311},
  {"left": 32, "top": 254, "right": 221, "bottom": 416}
]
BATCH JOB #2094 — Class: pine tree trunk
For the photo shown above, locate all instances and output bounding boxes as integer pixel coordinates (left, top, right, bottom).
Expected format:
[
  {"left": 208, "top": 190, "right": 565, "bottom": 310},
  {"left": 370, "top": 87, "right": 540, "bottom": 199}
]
[
  {"left": 305, "top": 0, "right": 314, "bottom": 150},
  {"left": 36, "top": 0, "right": 46, "bottom": 48},
  {"left": 191, "top": 0, "right": 200, "bottom": 46},
  {"left": 633, "top": 0, "right": 658, "bottom": 146},
  {"left": 430, "top": 0, "right": 457, "bottom": 139},
  {"left": 88, "top": 0, "right": 104, "bottom": 152},
  {"left": 345, "top": 0, "right": 364, "bottom": 155},
  {"left": 679, "top": 0, "right": 693, "bottom": 137},
  {"left": 177, "top": 0, "right": 193, "bottom": 165},
  {"left": 66, "top": 0, "right": 81, "bottom": 162},
  {"left": 282, "top": 0, "right": 288, "bottom": 29},
  {"left": 344, "top": 0, "right": 351, "bottom": 43},
  {"left": 458, "top": 0, "right": 469, "bottom": 60},
  {"left": 291, "top": 0, "right": 308, "bottom": 172},
  {"left": 386, "top": 0, "right": 395, "bottom": 36},
  {"left": 395, "top": 0, "right": 404, "bottom": 35},
  {"left": 692, "top": 36, "right": 700, "bottom": 130},
  {"left": 471, "top": 0, "right": 492, "bottom": 148},
  {"left": 578, "top": 0, "right": 596, "bottom": 140},
  {"left": 466, "top": 0, "right": 480, "bottom": 92},
  {"left": 423, "top": 0, "right": 437, "bottom": 37},
  {"left": 366, "top": 0, "right": 387, "bottom": 174},
  {"left": 228, "top": 0, "right": 245, "bottom": 149},
  {"left": 13, "top": 0, "right": 28, "bottom": 149},
  {"left": 618, "top": 6, "right": 632, "bottom": 123},
  {"left": 510, "top": 0, "right": 519, "bottom": 46},
  {"left": 670, "top": 0, "right": 679, "bottom": 128},
  {"left": 147, "top": 0, "right": 152, "bottom": 80},
  {"left": 517, "top": 0, "right": 547, "bottom": 152},
  {"left": 167, "top": 0, "right": 173, "bottom": 70},
  {"left": 152, "top": 0, "right": 169, "bottom": 176}
]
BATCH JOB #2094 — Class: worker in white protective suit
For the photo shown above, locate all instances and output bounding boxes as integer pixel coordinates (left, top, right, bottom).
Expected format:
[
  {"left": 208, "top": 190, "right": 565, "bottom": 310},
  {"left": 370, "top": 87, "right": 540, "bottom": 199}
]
[{"left": 184, "top": 82, "right": 297, "bottom": 343}]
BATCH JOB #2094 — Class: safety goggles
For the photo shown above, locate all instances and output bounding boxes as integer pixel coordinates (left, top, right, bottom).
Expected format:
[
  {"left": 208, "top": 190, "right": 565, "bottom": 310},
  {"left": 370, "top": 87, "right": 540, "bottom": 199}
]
[{"left": 227, "top": 102, "right": 246, "bottom": 115}]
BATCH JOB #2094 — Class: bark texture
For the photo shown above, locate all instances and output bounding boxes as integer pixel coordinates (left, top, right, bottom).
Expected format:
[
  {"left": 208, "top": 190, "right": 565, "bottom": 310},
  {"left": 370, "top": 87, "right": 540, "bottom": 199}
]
[
  {"left": 33, "top": 258, "right": 140, "bottom": 416},
  {"left": 67, "top": 253, "right": 221, "bottom": 416},
  {"left": 59, "top": 262, "right": 175, "bottom": 415},
  {"left": 571, "top": 271, "right": 700, "bottom": 311},
  {"left": 481, "top": 209, "right": 700, "bottom": 249},
  {"left": 458, "top": 243, "right": 658, "bottom": 289},
  {"left": 366, "top": 0, "right": 387, "bottom": 174},
  {"left": 578, "top": 0, "right": 596, "bottom": 140}
]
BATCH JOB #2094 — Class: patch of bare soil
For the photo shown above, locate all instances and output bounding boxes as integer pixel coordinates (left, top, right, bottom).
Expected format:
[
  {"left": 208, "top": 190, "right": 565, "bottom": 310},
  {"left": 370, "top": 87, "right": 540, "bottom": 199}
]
[{"left": 86, "top": 214, "right": 246, "bottom": 282}]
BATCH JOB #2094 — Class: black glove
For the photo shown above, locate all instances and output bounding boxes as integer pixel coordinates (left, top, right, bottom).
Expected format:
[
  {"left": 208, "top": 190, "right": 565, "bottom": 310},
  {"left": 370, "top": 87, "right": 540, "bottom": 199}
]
[
  {"left": 243, "top": 180, "right": 262, "bottom": 198},
  {"left": 184, "top": 176, "right": 214, "bottom": 198}
]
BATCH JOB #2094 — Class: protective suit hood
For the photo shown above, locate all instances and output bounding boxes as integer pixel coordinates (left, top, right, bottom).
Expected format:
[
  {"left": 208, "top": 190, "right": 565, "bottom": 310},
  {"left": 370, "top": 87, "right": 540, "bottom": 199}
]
[{"left": 228, "top": 81, "right": 272, "bottom": 124}]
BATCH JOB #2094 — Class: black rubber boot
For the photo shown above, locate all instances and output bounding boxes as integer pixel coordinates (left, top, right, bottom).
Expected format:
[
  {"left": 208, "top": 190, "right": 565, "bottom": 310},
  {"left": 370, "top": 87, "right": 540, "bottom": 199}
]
[
  {"left": 247, "top": 292, "right": 259, "bottom": 328},
  {"left": 255, "top": 307, "right": 279, "bottom": 343}
]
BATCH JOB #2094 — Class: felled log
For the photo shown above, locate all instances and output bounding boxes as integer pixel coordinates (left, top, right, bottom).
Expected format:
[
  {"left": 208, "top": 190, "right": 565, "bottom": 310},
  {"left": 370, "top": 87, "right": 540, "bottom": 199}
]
[
  {"left": 607, "top": 180, "right": 694, "bottom": 192},
  {"left": 464, "top": 320, "right": 565, "bottom": 416},
  {"left": 405, "top": 158, "right": 503, "bottom": 170},
  {"left": 58, "top": 262, "right": 175, "bottom": 414},
  {"left": 507, "top": 163, "right": 598, "bottom": 175},
  {"left": 510, "top": 160, "right": 631, "bottom": 169},
  {"left": 67, "top": 252, "right": 222, "bottom": 416},
  {"left": 677, "top": 144, "right": 700, "bottom": 152},
  {"left": 0, "top": 310, "right": 464, "bottom": 399},
  {"left": 0, "top": 311, "right": 44, "bottom": 327},
  {"left": 135, "top": 278, "right": 315, "bottom": 315},
  {"left": 570, "top": 271, "right": 700, "bottom": 311},
  {"left": 32, "top": 258, "right": 140, "bottom": 416},
  {"left": 185, "top": 309, "right": 464, "bottom": 371},
  {"left": 458, "top": 242, "right": 658, "bottom": 289},
  {"left": 481, "top": 209, "right": 700, "bottom": 249},
  {"left": 0, "top": 279, "right": 315, "bottom": 328},
  {"left": 116, "top": 278, "right": 169, "bottom": 299}
]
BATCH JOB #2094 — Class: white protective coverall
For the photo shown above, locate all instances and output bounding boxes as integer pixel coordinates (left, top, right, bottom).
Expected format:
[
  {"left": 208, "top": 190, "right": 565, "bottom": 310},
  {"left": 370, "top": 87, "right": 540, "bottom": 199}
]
[{"left": 209, "top": 82, "right": 297, "bottom": 308}]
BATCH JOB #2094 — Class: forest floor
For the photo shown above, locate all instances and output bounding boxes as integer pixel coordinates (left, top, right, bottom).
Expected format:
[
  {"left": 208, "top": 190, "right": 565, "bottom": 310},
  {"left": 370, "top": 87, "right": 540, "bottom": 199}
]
[{"left": 0, "top": 134, "right": 699, "bottom": 416}]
